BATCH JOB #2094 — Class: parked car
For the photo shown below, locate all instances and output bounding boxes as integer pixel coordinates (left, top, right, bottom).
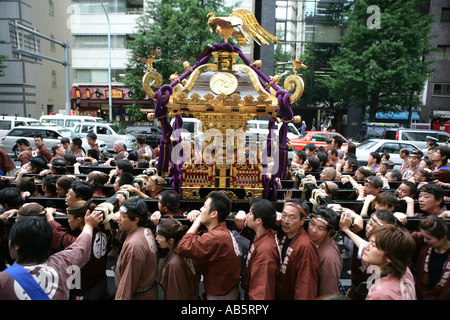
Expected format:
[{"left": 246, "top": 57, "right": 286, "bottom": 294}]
[
  {"left": 0, "top": 116, "right": 42, "bottom": 137},
  {"left": 124, "top": 125, "right": 162, "bottom": 148},
  {"left": 40, "top": 115, "right": 105, "bottom": 129},
  {"left": 383, "top": 128, "right": 450, "bottom": 149},
  {"left": 290, "top": 131, "right": 349, "bottom": 151},
  {"left": 72, "top": 122, "right": 136, "bottom": 151},
  {"left": 355, "top": 139, "right": 420, "bottom": 169},
  {"left": 0, "top": 125, "right": 107, "bottom": 158}
]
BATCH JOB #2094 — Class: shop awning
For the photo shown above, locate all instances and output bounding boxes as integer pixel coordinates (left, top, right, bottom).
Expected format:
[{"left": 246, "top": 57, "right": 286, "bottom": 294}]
[{"left": 374, "top": 111, "right": 420, "bottom": 120}]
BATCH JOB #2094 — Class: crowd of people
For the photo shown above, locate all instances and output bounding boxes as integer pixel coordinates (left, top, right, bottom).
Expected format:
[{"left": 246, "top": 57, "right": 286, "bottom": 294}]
[{"left": 0, "top": 131, "right": 449, "bottom": 301}]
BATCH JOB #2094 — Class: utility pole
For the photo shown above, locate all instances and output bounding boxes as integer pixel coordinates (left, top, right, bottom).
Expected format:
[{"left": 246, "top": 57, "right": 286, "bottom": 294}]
[
  {"left": 12, "top": 21, "right": 71, "bottom": 115},
  {"left": 99, "top": 0, "right": 113, "bottom": 123}
]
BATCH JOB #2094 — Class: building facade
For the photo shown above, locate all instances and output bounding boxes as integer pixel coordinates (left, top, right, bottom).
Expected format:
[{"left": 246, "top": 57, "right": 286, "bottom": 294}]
[
  {"left": 0, "top": 0, "right": 72, "bottom": 118},
  {"left": 422, "top": 0, "right": 450, "bottom": 132}
]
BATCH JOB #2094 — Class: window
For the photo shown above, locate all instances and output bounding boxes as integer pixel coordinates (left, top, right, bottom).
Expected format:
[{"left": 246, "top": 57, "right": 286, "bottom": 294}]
[
  {"left": 0, "top": 120, "right": 12, "bottom": 130},
  {"left": 436, "top": 46, "right": 450, "bottom": 60},
  {"left": 377, "top": 143, "right": 400, "bottom": 154},
  {"left": 49, "top": 1, "right": 54, "bottom": 15},
  {"left": 401, "top": 144, "right": 419, "bottom": 152},
  {"left": 433, "top": 83, "right": 450, "bottom": 96},
  {"left": 437, "top": 133, "right": 450, "bottom": 143},
  {"left": 96, "top": 126, "right": 109, "bottom": 135},
  {"left": 52, "top": 70, "right": 57, "bottom": 88},
  {"left": 311, "top": 133, "right": 328, "bottom": 142},
  {"left": 14, "top": 121, "right": 26, "bottom": 127},
  {"left": 46, "top": 130, "right": 59, "bottom": 139},
  {"left": 66, "top": 120, "right": 80, "bottom": 127},
  {"left": 81, "top": 125, "right": 94, "bottom": 133},
  {"left": 50, "top": 34, "right": 56, "bottom": 51},
  {"left": 441, "top": 8, "right": 450, "bottom": 22}
]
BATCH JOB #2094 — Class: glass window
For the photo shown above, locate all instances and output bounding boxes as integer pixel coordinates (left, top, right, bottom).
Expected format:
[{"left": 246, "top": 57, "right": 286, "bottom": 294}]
[
  {"left": 437, "top": 133, "right": 450, "bottom": 143},
  {"left": 49, "top": 0, "right": 54, "bottom": 15},
  {"left": 0, "top": 120, "right": 12, "bottom": 130},
  {"left": 14, "top": 121, "right": 26, "bottom": 127},
  {"left": 311, "top": 133, "right": 328, "bottom": 142},
  {"left": 52, "top": 70, "right": 57, "bottom": 88},
  {"left": 81, "top": 125, "right": 94, "bottom": 133},
  {"left": 46, "top": 130, "right": 59, "bottom": 139},
  {"left": 401, "top": 143, "right": 419, "bottom": 152},
  {"left": 356, "top": 140, "right": 378, "bottom": 150},
  {"left": 96, "top": 126, "right": 110, "bottom": 135},
  {"left": 377, "top": 143, "right": 400, "bottom": 154},
  {"left": 66, "top": 120, "right": 80, "bottom": 127},
  {"left": 402, "top": 132, "right": 428, "bottom": 141}
]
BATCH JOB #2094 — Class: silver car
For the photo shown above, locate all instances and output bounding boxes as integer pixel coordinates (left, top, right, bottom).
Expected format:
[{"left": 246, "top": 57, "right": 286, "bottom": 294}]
[
  {"left": 72, "top": 122, "right": 136, "bottom": 152},
  {"left": 0, "top": 125, "right": 107, "bottom": 158},
  {"left": 356, "top": 139, "right": 420, "bottom": 170}
]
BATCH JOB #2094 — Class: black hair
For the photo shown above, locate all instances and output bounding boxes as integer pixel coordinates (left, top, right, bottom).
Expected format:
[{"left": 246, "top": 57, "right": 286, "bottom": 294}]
[
  {"left": 346, "top": 158, "right": 359, "bottom": 171},
  {"left": 295, "top": 149, "right": 307, "bottom": 162},
  {"left": 418, "top": 183, "right": 445, "bottom": 207},
  {"left": 315, "top": 151, "right": 328, "bottom": 166},
  {"left": 64, "top": 154, "right": 77, "bottom": 166},
  {"left": 136, "top": 136, "right": 146, "bottom": 145},
  {"left": 387, "top": 169, "right": 402, "bottom": 181},
  {"left": 51, "top": 158, "right": 68, "bottom": 174},
  {"left": 401, "top": 181, "right": 417, "bottom": 197},
  {"left": 311, "top": 204, "right": 340, "bottom": 235},
  {"left": 369, "top": 151, "right": 381, "bottom": 164},
  {"left": 332, "top": 136, "right": 343, "bottom": 148},
  {"left": 72, "top": 137, "right": 82, "bottom": 148},
  {"left": 306, "top": 156, "right": 320, "bottom": 171},
  {"left": 372, "top": 209, "right": 396, "bottom": 225},
  {"left": 42, "top": 174, "right": 58, "bottom": 195},
  {"left": 116, "top": 159, "right": 134, "bottom": 173},
  {"left": 159, "top": 190, "right": 180, "bottom": 213},
  {"left": 9, "top": 216, "right": 53, "bottom": 264},
  {"left": 87, "top": 132, "right": 97, "bottom": 140},
  {"left": 117, "top": 172, "right": 134, "bottom": 186},
  {"left": 16, "top": 177, "right": 38, "bottom": 194},
  {"left": 0, "top": 187, "right": 23, "bottom": 208},
  {"left": 328, "top": 147, "right": 338, "bottom": 157},
  {"left": 207, "top": 192, "right": 231, "bottom": 223},
  {"left": 15, "top": 138, "right": 30, "bottom": 147},
  {"left": 127, "top": 150, "right": 139, "bottom": 162},
  {"left": 250, "top": 198, "right": 276, "bottom": 229},
  {"left": 304, "top": 143, "right": 317, "bottom": 152},
  {"left": 137, "top": 159, "right": 150, "bottom": 168},
  {"left": 29, "top": 155, "right": 49, "bottom": 172},
  {"left": 87, "top": 148, "right": 100, "bottom": 160},
  {"left": 121, "top": 197, "right": 149, "bottom": 226},
  {"left": 71, "top": 180, "right": 94, "bottom": 200}
]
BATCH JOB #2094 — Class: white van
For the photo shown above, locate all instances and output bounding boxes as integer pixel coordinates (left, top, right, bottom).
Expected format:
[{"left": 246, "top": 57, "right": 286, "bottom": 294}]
[
  {"left": 72, "top": 122, "right": 136, "bottom": 152},
  {"left": 245, "top": 119, "right": 301, "bottom": 140},
  {"left": 40, "top": 115, "right": 105, "bottom": 129},
  {"left": 0, "top": 116, "right": 42, "bottom": 137},
  {"left": 170, "top": 117, "right": 203, "bottom": 140}
]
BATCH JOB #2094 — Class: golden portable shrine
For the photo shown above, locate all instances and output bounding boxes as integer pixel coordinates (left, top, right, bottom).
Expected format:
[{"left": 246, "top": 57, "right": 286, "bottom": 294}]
[{"left": 141, "top": 9, "right": 305, "bottom": 202}]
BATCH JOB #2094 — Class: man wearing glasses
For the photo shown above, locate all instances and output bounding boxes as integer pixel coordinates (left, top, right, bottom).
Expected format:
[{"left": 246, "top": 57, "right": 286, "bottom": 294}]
[{"left": 275, "top": 199, "right": 319, "bottom": 299}]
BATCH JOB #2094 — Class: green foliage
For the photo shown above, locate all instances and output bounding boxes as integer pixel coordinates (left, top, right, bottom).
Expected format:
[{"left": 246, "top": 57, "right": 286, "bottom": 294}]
[
  {"left": 124, "top": 103, "right": 146, "bottom": 121},
  {"left": 323, "top": 0, "right": 436, "bottom": 120},
  {"left": 123, "top": 0, "right": 235, "bottom": 103}
]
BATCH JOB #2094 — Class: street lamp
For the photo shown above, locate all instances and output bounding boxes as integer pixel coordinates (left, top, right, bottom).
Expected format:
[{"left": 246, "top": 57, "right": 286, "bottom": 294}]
[{"left": 99, "top": 0, "right": 113, "bottom": 123}]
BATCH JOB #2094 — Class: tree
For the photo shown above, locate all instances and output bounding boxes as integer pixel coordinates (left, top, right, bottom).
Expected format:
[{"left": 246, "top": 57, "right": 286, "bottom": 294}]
[
  {"left": 123, "top": 0, "right": 236, "bottom": 120},
  {"left": 323, "top": 0, "right": 435, "bottom": 121}
]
